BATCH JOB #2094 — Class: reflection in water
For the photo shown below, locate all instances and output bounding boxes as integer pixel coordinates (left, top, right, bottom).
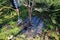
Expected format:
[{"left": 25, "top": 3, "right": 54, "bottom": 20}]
[{"left": 15, "top": 16, "right": 44, "bottom": 38}]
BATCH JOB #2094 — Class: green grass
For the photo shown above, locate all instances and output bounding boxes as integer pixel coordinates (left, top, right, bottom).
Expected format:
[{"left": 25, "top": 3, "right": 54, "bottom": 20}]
[{"left": 0, "top": 0, "right": 60, "bottom": 40}]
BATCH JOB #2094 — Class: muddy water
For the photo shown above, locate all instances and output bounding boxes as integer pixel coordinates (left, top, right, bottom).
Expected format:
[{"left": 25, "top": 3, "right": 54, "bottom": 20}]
[{"left": 15, "top": 16, "right": 44, "bottom": 38}]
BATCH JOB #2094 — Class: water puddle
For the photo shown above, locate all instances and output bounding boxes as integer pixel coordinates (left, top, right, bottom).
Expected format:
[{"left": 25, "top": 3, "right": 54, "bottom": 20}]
[{"left": 15, "top": 16, "right": 44, "bottom": 38}]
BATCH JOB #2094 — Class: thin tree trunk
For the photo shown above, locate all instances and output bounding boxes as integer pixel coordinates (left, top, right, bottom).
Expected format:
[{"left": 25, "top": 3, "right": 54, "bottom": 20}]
[{"left": 26, "top": 0, "right": 32, "bottom": 25}]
